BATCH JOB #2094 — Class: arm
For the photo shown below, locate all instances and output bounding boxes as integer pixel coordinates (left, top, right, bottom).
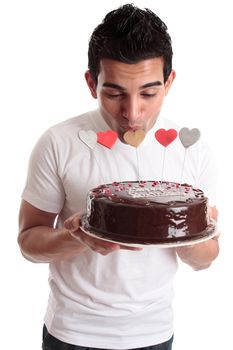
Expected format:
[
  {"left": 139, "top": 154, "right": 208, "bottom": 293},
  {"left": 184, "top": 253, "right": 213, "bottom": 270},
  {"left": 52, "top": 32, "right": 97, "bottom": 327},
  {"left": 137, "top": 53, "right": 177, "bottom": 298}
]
[
  {"left": 18, "top": 200, "right": 88, "bottom": 263},
  {"left": 18, "top": 200, "right": 140, "bottom": 263},
  {"left": 176, "top": 206, "right": 219, "bottom": 270},
  {"left": 176, "top": 238, "right": 219, "bottom": 271}
]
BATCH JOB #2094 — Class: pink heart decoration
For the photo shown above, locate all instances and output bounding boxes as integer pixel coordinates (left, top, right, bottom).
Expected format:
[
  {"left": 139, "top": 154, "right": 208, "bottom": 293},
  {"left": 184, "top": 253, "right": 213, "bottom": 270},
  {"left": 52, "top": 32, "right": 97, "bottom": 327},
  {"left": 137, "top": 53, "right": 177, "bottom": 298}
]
[
  {"left": 97, "top": 130, "right": 118, "bottom": 149},
  {"left": 155, "top": 128, "right": 177, "bottom": 147}
]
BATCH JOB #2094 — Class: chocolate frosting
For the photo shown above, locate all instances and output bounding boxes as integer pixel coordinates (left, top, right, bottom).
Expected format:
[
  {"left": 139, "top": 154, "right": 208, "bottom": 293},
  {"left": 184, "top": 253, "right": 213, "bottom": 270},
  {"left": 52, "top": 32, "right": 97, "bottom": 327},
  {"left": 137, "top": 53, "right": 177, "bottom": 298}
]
[{"left": 86, "top": 181, "right": 208, "bottom": 244}]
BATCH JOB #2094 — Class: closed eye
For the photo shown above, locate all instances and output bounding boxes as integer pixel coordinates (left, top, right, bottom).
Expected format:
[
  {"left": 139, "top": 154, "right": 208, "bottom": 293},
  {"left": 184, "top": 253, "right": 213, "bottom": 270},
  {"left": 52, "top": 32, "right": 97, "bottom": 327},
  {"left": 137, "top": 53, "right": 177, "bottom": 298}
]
[
  {"left": 141, "top": 93, "right": 157, "bottom": 97},
  {"left": 105, "top": 92, "right": 125, "bottom": 98}
]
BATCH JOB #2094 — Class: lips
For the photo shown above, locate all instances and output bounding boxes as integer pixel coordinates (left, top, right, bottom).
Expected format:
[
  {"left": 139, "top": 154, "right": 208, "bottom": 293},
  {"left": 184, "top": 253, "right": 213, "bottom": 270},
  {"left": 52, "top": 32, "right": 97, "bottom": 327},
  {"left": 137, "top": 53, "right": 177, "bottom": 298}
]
[{"left": 120, "top": 125, "right": 143, "bottom": 132}]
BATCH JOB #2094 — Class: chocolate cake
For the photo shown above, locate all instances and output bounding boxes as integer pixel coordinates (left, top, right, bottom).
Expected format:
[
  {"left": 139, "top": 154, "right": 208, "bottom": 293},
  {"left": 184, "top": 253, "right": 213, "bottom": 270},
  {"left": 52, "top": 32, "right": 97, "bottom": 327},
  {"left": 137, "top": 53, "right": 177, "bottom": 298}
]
[{"left": 84, "top": 181, "right": 209, "bottom": 244}]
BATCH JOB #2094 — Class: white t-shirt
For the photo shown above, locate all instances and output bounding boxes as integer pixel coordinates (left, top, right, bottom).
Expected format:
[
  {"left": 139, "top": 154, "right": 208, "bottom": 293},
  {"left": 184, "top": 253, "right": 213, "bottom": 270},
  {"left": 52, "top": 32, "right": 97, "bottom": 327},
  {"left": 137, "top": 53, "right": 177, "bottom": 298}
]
[{"left": 22, "top": 109, "right": 217, "bottom": 349}]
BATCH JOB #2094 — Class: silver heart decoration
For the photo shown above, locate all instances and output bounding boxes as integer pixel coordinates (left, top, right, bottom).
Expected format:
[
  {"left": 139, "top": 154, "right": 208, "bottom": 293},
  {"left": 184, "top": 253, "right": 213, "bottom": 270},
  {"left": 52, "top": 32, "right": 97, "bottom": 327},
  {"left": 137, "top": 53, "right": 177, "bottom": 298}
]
[
  {"left": 78, "top": 130, "right": 97, "bottom": 150},
  {"left": 179, "top": 127, "right": 201, "bottom": 148}
]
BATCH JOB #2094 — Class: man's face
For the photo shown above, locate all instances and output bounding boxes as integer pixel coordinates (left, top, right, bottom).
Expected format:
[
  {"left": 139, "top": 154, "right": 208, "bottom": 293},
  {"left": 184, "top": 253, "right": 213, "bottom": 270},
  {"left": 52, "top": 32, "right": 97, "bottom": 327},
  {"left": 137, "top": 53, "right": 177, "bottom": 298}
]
[{"left": 85, "top": 58, "right": 175, "bottom": 142}]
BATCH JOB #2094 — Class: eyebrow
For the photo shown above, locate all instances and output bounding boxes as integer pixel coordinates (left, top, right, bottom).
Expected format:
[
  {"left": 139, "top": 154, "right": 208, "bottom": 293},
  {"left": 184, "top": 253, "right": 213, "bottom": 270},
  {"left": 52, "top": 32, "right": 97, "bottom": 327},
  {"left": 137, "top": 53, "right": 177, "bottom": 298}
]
[{"left": 102, "top": 81, "right": 163, "bottom": 91}]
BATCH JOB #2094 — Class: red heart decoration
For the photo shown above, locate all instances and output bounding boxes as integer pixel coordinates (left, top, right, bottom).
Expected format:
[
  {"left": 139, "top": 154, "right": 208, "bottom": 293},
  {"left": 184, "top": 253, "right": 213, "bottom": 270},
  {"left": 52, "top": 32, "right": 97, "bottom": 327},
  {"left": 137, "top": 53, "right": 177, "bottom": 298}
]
[
  {"left": 97, "top": 130, "right": 118, "bottom": 149},
  {"left": 155, "top": 128, "right": 177, "bottom": 147}
]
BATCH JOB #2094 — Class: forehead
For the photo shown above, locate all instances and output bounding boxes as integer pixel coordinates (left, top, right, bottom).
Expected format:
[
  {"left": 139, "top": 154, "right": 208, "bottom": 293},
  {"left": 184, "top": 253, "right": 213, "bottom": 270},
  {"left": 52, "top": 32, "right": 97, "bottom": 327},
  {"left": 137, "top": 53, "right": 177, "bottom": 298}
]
[{"left": 98, "top": 58, "right": 164, "bottom": 84}]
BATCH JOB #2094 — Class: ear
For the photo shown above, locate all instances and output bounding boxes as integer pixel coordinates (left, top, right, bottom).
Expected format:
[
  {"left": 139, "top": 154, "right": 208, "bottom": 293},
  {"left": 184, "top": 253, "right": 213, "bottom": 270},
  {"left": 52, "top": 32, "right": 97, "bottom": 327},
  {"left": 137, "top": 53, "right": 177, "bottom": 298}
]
[
  {"left": 85, "top": 70, "right": 97, "bottom": 99},
  {"left": 164, "top": 70, "right": 176, "bottom": 95}
]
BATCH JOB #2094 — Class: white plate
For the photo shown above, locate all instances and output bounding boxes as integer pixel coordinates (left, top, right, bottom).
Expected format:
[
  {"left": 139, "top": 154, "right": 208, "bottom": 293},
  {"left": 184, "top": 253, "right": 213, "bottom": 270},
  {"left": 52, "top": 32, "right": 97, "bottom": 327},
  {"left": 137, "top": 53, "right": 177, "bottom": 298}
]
[{"left": 80, "top": 215, "right": 218, "bottom": 248}]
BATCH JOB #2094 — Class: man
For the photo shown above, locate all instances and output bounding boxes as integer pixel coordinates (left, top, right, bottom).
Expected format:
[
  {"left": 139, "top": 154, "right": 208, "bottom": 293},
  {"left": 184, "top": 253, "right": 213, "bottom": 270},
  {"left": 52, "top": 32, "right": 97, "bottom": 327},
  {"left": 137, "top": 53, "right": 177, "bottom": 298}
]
[{"left": 18, "top": 4, "right": 219, "bottom": 350}]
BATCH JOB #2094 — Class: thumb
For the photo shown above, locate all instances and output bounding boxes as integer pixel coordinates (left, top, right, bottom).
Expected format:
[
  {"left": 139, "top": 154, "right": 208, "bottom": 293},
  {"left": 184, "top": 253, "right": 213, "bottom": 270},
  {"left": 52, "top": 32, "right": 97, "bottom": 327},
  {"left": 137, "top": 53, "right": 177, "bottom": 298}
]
[{"left": 64, "top": 213, "right": 81, "bottom": 231}]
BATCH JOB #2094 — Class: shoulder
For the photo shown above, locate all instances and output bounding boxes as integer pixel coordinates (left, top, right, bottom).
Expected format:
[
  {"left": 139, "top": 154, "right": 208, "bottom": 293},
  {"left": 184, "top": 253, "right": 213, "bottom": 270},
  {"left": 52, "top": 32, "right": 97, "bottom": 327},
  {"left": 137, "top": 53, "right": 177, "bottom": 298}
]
[
  {"left": 48, "top": 109, "right": 101, "bottom": 135},
  {"left": 34, "top": 109, "right": 101, "bottom": 146}
]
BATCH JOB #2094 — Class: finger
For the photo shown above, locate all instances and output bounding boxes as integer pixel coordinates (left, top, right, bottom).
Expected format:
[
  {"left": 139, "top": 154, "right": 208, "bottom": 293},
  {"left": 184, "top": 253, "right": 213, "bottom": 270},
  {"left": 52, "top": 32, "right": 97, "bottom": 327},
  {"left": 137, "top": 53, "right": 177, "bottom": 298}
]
[
  {"left": 208, "top": 206, "right": 218, "bottom": 221},
  {"left": 64, "top": 214, "right": 81, "bottom": 231},
  {"left": 78, "top": 232, "right": 121, "bottom": 254}
]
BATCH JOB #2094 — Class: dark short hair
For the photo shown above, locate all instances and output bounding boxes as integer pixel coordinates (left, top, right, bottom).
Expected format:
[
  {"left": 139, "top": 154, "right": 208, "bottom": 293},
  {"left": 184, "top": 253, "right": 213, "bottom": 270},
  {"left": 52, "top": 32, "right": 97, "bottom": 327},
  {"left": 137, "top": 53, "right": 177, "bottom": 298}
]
[{"left": 88, "top": 4, "right": 173, "bottom": 85}]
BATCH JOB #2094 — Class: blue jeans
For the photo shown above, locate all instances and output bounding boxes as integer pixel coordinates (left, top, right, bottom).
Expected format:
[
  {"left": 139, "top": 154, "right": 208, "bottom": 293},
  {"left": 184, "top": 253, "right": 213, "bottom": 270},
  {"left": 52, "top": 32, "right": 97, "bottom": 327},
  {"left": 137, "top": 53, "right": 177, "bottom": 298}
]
[{"left": 42, "top": 325, "right": 173, "bottom": 350}]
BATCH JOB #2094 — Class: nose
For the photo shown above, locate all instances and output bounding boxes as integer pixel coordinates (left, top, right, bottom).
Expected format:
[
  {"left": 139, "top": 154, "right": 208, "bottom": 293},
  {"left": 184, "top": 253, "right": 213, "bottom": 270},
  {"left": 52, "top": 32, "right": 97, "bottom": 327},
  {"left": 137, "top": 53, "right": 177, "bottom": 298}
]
[{"left": 121, "top": 97, "right": 142, "bottom": 127}]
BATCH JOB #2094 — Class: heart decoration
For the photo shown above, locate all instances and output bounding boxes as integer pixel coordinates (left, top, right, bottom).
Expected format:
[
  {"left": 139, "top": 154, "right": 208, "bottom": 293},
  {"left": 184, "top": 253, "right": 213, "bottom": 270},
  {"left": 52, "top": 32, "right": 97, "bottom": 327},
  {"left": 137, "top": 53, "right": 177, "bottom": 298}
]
[
  {"left": 78, "top": 130, "right": 97, "bottom": 150},
  {"left": 97, "top": 130, "right": 118, "bottom": 149},
  {"left": 155, "top": 128, "right": 177, "bottom": 147},
  {"left": 179, "top": 127, "right": 201, "bottom": 148},
  {"left": 123, "top": 129, "right": 146, "bottom": 147}
]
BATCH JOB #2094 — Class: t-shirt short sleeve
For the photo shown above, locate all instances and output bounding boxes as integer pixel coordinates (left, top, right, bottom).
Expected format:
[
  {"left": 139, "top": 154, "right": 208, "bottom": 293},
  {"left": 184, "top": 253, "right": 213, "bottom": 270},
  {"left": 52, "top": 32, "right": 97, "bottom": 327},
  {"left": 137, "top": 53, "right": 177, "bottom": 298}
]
[{"left": 22, "top": 129, "right": 65, "bottom": 213}]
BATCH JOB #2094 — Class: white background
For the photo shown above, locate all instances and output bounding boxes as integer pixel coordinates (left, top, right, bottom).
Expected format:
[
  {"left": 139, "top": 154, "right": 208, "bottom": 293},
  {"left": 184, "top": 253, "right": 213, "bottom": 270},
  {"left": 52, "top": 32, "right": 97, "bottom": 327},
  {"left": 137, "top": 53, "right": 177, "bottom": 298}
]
[{"left": 0, "top": 0, "right": 232, "bottom": 349}]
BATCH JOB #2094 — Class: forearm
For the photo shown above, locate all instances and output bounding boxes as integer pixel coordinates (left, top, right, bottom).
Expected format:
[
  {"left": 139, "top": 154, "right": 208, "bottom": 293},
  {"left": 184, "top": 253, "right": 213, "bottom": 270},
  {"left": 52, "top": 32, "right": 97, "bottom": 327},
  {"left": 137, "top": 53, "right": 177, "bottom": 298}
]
[
  {"left": 18, "top": 226, "right": 87, "bottom": 263},
  {"left": 176, "top": 238, "right": 219, "bottom": 270}
]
